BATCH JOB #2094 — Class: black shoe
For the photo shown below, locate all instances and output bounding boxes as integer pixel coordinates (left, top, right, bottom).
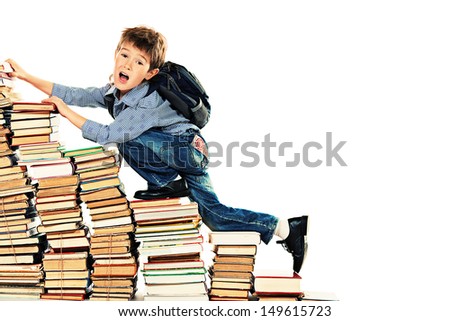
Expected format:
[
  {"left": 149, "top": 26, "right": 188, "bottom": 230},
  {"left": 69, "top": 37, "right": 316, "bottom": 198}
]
[
  {"left": 134, "top": 179, "right": 190, "bottom": 200},
  {"left": 276, "top": 216, "right": 309, "bottom": 273}
]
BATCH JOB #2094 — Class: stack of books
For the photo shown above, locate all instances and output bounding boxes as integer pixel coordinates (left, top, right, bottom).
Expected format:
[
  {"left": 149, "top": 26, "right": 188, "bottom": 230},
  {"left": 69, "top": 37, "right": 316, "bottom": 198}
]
[
  {"left": 252, "top": 270, "right": 303, "bottom": 301},
  {"left": 2, "top": 104, "right": 93, "bottom": 301},
  {"left": 0, "top": 94, "right": 48, "bottom": 299},
  {"left": 5, "top": 102, "right": 59, "bottom": 147},
  {"left": 130, "top": 199, "right": 208, "bottom": 301},
  {"left": 41, "top": 250, "right": 91, "bottom": 301},
  {"left": 0, "top": 62, "right": 20, "bottom": 109},
  {"left": 65, "top": 146, "right": 139, "bottom": 301},
  {"left": 34, "top": 173, "right": 91, "bottom": 300},
  {"left": 208, "top": 231, "right": 261, "bottom": 301}
]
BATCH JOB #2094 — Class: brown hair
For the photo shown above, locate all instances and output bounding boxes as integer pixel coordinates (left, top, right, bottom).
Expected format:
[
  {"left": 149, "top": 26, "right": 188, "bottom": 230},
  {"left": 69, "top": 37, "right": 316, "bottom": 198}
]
[{"left": 116, "top": 26, "right": 167, "bottom": 70}]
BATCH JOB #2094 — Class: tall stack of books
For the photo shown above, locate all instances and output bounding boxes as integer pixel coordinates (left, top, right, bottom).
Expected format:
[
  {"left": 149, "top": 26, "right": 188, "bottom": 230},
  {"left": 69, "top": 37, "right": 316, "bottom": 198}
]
[
  {"left": 131, "top": 199, "right": 208, "bottom": 301},
  {"left": 252, "top": 270, "right": 303, "bottom": 301},
  {"left": 36, "top": 173, "right": 91, "bottom": 301},
  {"left": 66, "top": 146, "right": 139, "bottom": 301},
  {"left": 208, "top": 231, "right": 261, "bottom": 301},
  {"left": 0, "top": 72, "right": 48, "bottom": 299},
  {"left": 2, "top": 103, "right": 92, "bottom": 301}
]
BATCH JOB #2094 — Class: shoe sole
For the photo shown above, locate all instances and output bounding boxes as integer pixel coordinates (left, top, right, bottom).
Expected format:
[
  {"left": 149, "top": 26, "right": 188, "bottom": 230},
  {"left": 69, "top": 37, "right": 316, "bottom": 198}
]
[{"left": 134, "top": 190, "right": 191, "bottom": 200}]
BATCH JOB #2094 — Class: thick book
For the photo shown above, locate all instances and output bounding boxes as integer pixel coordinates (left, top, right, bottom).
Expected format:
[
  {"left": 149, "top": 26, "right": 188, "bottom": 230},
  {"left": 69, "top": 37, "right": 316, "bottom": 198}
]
[
  {"left": 9, "top": 116, "right": 59, "bottom": 130},
  {"left": 35, "top": 199, "right": 79, "bottom": 211},
  {"left": 141, "top": 235, "right": 203, "bottom": 248},
  {"left": 37, "top": 174, "right": 79, "bottom": 189},
  {"left": 85, "top": 196, "right": 128, "bottom": 209},
  {"left": 91, "top": 210, "right": 132, "bottom": 222},
  {"left": 36, "top": 185, "right": 78, "bottom": 198},
  {"left": 253, "top": 270, "right": 302, "bottom": 296},
  {"left": 129, "top": 198, "right": 183, "bottom": 209},
  {"left": 0, "top": 252, "right": 43, "bottom": 264},
  {"left": 213, "top": 244, "right": 257, "bottom": 256},
  {"left": 0, "top": 154, "right": 17, "bottom": 168},
  {"left": 89, "top": 203, "right": 130, "bottom": 215},
  {"left": 143, "top": 272, "right": 206, "bottom": 285},
  {"left": 212, "top": 262, "right": 254, "bottom": 272},
  {"left": 208, "top": 231, "right": 261, "bottom": 245},
  {"left": 72, "top": 150, "right": 116, "bottom": 163},
  {"left": 5, "top": 110, "right": 51, "bottom": 120},
  {"left": 91, "top": 263, "right": 138, "bottom": 277},
  {"left": 78, "top": 165, "right": 120, "bottom": 180},
  {"left": 145, "top": 282, "right": 207, "bottom": 296},
  {"left": 209, "top": 288, "right": 249, "bottom": 299},
  {"left": 143, "top": 259, "right": 204, "bottom": 270},
  {"left": 75, "top": 156, "right": 117, "bottom": 171},
  {"left": 47, "top": 236, "right": 90, "bottom": 251},
  {"left": 79, "top": 175, "right": 121, "bottom": 191},
  {"left": 11, "top": 102, "right": 56, "bottom": 112},
  {"left": 61, "top": 145, "right": 103, "bottom": 157},
  {"left": 211, "top": 281, "right": 252, "bottom": 290},
  {"left": 135, "top": 220, "right": 200, "bottom": 234},
  {"left": 79, "top": 186, "right": 124, "bottom": 202},
  {"left": 140, "top": 242, "right": 203, "bottom": 258},
  {"left": 10, "top": 134, "right": 60, "bottom": 146},
  {"left": 27, "top": 161, "right": 74, "bottom": 179},
  {"left": 12, "top": 126, "right": 58, "bottom": 137}
]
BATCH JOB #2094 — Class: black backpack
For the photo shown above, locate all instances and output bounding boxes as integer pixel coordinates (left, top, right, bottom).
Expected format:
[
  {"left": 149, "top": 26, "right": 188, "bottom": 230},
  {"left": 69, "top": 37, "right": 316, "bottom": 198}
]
[{"left": 105, "top": 61, "right": 211, "bottom": 128}]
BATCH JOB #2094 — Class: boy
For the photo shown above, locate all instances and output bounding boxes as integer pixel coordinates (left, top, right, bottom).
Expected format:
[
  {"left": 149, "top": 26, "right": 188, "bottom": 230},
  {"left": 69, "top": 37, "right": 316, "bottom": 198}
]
[{"left": 6, "top": 25, "right": 308, "bottom": 272}]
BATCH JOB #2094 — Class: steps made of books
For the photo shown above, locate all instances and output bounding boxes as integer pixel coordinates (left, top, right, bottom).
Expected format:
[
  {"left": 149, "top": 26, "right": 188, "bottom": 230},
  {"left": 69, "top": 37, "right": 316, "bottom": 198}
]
[
  {"left": 0, "top": 98, "right": 51, "bottom": 299},
  {"left": 131, "top": 199, "right": 209, "bottom": 301},
  {"left": 207, "top": 231, "right": 261, "bottom": 301},
  {"left": 66, "top": 146, "right": 139, "bottom": 301},
  {"left": 8, "top": 105, "right": 92, "bottom": 301}
]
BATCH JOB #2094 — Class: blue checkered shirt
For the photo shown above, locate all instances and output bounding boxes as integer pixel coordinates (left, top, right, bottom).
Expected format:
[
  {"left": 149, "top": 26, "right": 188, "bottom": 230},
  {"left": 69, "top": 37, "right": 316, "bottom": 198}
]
[{"left": 52, "top": 82, "right": 198, "bottom": 145}]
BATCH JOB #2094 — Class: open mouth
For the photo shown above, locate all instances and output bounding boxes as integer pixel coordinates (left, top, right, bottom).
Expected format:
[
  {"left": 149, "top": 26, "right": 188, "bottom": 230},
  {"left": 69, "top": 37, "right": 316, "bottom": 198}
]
[{"left": 119, "top": 72, "right": 129, "bottom": 82}]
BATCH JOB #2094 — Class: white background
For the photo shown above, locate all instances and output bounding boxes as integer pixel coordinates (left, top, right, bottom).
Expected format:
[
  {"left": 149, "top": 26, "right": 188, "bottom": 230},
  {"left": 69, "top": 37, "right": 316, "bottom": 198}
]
[{"left": 2, "top": 0, "right": 450, "bottom": 320}]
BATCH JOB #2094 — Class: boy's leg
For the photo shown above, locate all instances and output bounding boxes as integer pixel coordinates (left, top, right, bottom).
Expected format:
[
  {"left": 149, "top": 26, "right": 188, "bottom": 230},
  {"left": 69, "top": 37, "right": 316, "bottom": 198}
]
[
  {"left": 118, "top": 134, "right": 189, "bottom": 199},
  {"left": 184, "top": 171, "right": 279, "bottom": 245}
]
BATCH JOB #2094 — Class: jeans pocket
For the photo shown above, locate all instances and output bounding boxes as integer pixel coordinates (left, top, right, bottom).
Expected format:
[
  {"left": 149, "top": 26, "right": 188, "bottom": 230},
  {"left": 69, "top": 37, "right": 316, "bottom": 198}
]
[{"left": 160, "top": 138, "right": 209, "bottom": 172}]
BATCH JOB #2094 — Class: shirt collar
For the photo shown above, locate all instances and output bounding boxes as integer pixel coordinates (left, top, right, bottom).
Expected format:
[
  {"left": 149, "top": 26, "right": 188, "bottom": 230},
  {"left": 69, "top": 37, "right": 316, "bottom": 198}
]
[{"left": 105, "top": 82, "right": 150, "bottom": 106}]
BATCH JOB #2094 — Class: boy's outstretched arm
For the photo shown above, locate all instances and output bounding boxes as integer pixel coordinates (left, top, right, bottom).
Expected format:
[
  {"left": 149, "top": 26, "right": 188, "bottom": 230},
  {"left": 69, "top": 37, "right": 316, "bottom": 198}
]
[
  {"left": 6, "top": 59, "right": 53, "bottom": 95},
  {"left": 42, "top": 96, "right": 86, "bottom": 129}
]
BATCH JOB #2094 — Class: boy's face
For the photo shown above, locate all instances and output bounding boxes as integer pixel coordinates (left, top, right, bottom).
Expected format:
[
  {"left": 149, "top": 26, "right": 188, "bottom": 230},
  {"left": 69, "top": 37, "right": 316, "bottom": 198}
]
[{"left": 114, "top": 42, "right": 158, "bottom": 97}]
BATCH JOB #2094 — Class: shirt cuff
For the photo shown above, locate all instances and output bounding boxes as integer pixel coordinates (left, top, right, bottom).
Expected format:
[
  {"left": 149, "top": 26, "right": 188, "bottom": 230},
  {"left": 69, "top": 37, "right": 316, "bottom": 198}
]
[
  {"left": 51, "top": 83, "right": 66, "bottom": 98},
  {"left": 81, "top": 119, "right": 103, "bottom": 143}
]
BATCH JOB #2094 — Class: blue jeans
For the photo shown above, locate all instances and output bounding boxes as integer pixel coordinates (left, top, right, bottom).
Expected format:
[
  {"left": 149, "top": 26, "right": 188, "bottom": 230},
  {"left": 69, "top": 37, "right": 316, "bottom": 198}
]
[{"left": 118, "top": 129, "right": 278, "bottom": 244}]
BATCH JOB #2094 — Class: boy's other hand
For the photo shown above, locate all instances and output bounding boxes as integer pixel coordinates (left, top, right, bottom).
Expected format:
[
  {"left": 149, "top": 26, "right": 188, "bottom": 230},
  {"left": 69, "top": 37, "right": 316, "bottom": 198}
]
[
  {"left": 5, "top": 59, "right": 29, "bottom": 80},
  {"left": 42, "top": 96, "right": 70, "bottom": 118}
]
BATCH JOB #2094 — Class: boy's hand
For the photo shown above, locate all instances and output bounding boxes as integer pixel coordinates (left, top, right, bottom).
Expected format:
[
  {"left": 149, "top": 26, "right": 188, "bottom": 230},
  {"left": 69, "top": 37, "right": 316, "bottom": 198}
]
[
  {"left": 5, "top": 59, "right": 29, "bottom": 80},
  {"left": 42, "top": 96, "right": 87, "bottom": 130},
  {"left": 42, "top": 96, "right": 71, "bottom": 118}
]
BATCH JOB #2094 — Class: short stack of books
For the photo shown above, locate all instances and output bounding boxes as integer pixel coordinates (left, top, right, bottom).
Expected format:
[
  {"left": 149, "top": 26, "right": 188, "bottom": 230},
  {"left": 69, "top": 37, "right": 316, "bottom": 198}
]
[
  {"left": 5, "top": 102, "right": 59, "bottom": 147},
  {"left": 130, "top": 199, "right": 208, "bottom": 301},
  {"left": 65, "top": 146, "right": 139, "bottom": 301},
  {"left": 41, "top": 250, "right": 91, "bottom": 301},
  {"left": 0, "top": 62, "right": 20, "bottom": 109},
  {"left": 252, "top": 270, "right": 303, "bottom": 301},
  {"left": 208, "top": 231, "right": 261, "bottom": 301}
]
